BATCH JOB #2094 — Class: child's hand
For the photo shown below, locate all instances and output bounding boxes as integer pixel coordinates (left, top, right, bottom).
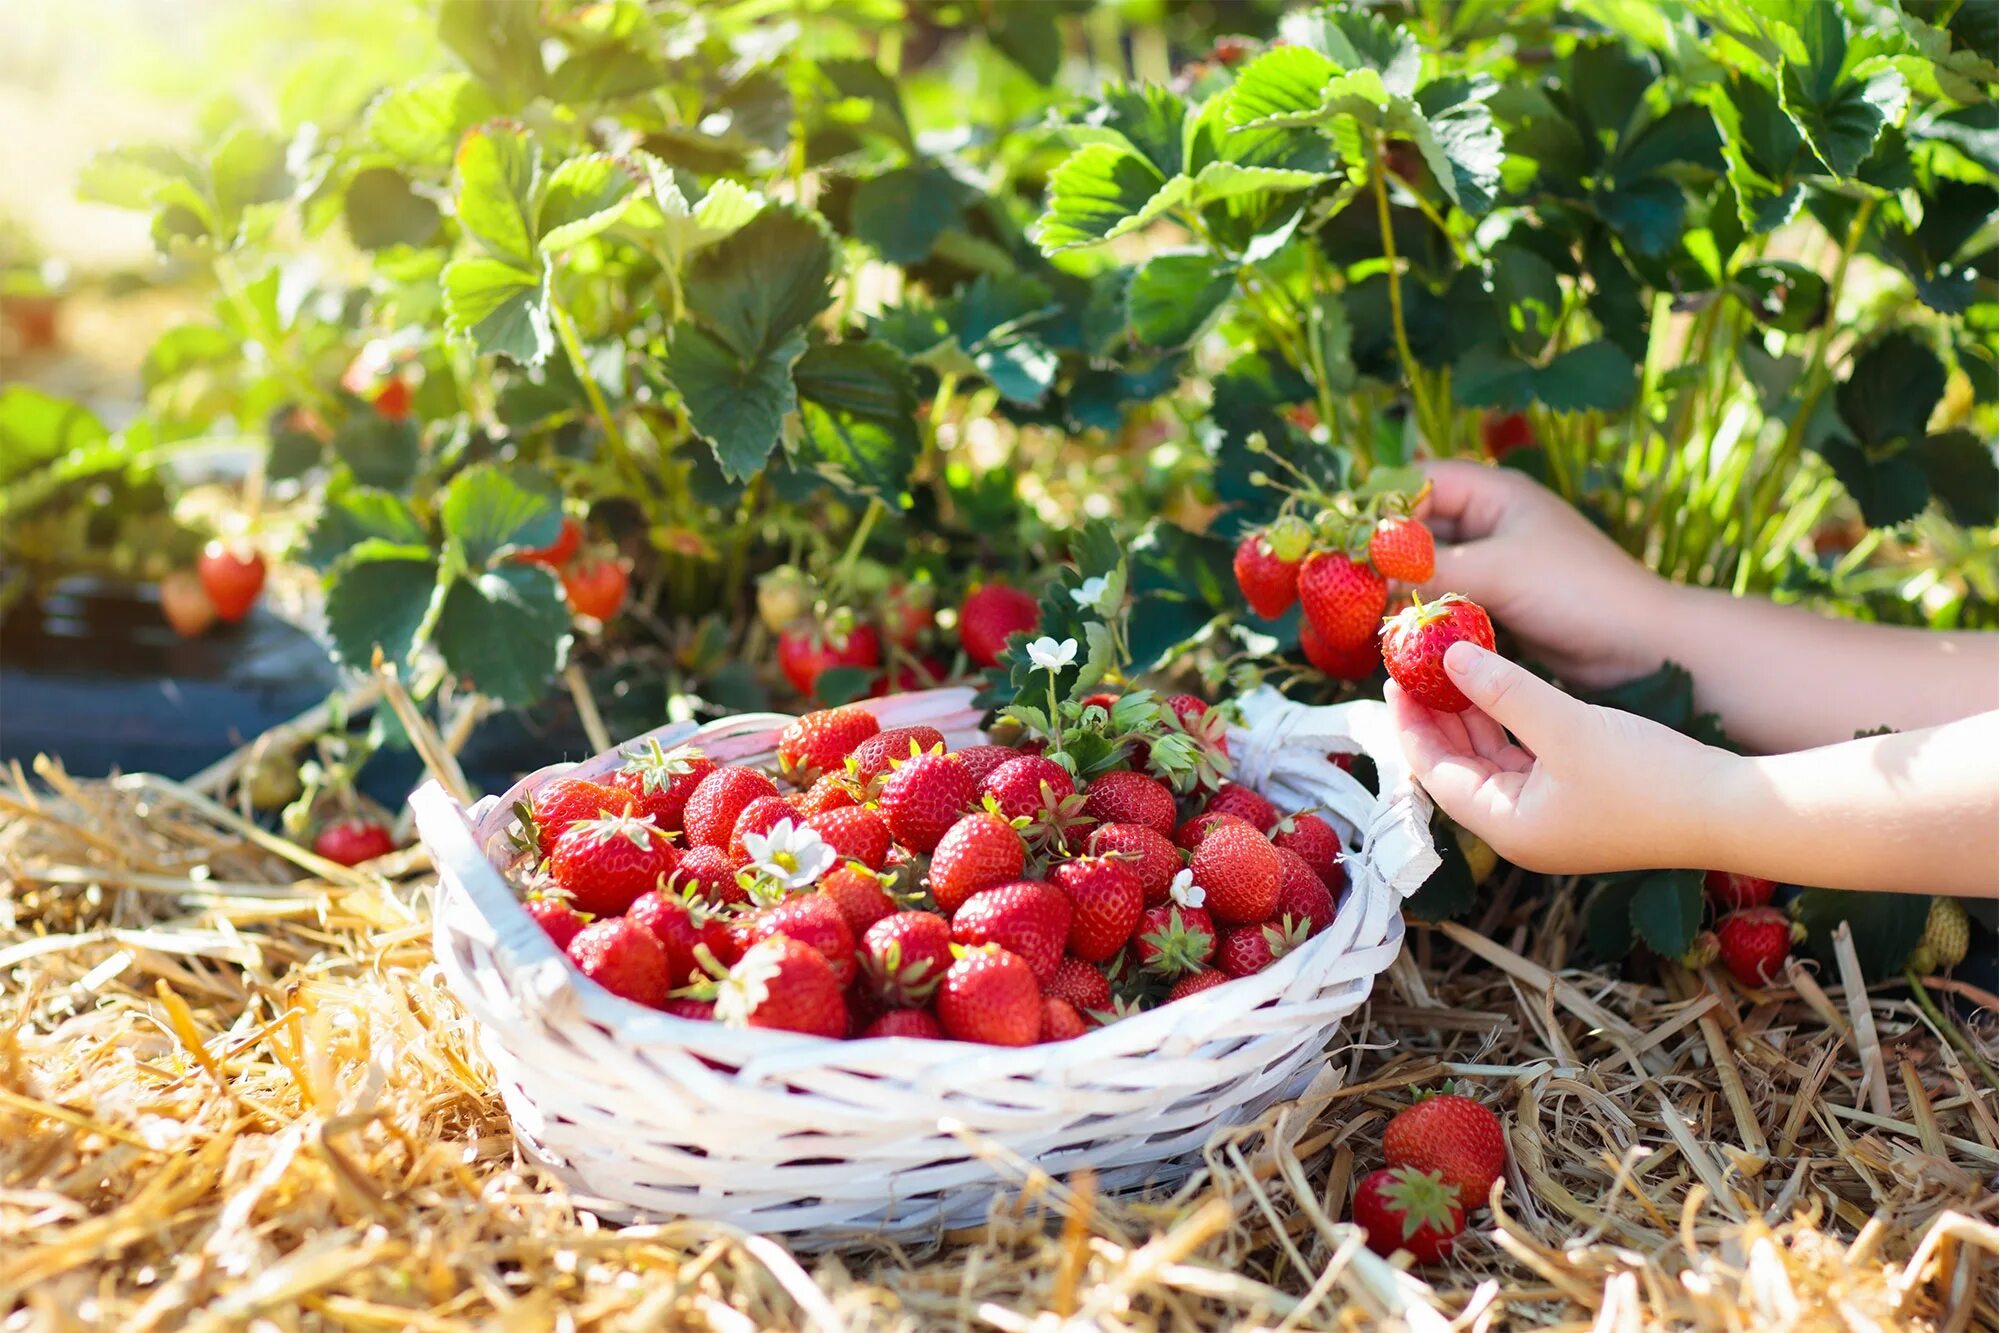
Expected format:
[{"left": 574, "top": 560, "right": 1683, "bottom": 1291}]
[
  {"left": 1386, "top": 640, "right": 1731, "bottom": 874},
  {"left": 1413, "top": 461, "right": 1673, "bottom": 690}
]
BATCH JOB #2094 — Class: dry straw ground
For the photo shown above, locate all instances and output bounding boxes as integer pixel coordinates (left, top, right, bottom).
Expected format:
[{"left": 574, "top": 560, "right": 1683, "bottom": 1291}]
[{"left": 2, "top": 753, "right": 1994, "bottom": 1331}]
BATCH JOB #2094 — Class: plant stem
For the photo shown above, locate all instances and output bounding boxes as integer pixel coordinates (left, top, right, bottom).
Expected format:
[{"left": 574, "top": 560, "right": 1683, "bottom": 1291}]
[
  {"left": 1370, "top": 154, "right": 1440, "bottom": 451},
  {"left": 552, "top": 300, "right": 645, "bottom": 492},
  {"left": 1907, "top": 967, "right": 1999, "bottom": 1088},
  {"left": 833, "top": 496, "right": 884, "bottom": 596}
]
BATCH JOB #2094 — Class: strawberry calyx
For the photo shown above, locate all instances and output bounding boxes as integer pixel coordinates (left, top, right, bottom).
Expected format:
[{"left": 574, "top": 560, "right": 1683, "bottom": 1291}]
[
  {"left": 1138, "top": 906, "right": 1216, "bottom": 977},
  {"left": 1376, "top": 1166, "right": 1463, "bottom": 1240},
  {"left": 1383, "top": 590, "right": 1473, "bottom": 635},
  {"left": 620, "top": 738, "right": 709, "bottom": 792}
]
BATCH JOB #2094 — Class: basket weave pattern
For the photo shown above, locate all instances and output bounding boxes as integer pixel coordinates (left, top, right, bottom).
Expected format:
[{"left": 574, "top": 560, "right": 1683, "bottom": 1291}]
[{"left": 413, "top": 685, "right": 1439, "bottom": 1239}]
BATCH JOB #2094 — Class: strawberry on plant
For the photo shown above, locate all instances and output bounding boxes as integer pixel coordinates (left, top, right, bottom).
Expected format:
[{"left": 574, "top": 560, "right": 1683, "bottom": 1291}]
[
  {"left": 1273, "top": 811, "right": 1345, "bottom": 891},
  {"left": 1087, "top": 822, "right": 1182, "bottom": 906},
  {"left": 1045, "top": 955, "right": 1113, "bottom": 1012},
  {"left": 1217, "top": 917, "right": 1306, "bottom": 976},
  {"left": 1191, "top": 822, "right": 1281, "bottom": 924},
  {"left": 878, "top": 750, "right": 975, "bottom": 853},
  {"left": 1039, "top": 997, "right": 1088, "bottom": 1042},
  {"left": 1298, "top": 550, "right": 1387, "bottom": 652},
  {"left": 1353, "top": 1167, "right": 1465, "bottom": 1264},
  {"left": 1050, "top": 856, "right": 1144, "bottom": 963},
  {"left": 1909, "top": 897, "right": 1971, "bottom": 973},
  {"left": 514, "top": 514, "right": 582, "bottom": 569},
  {"left": 1166, "top": 969, "right": 1226, "bottom": 1002},
  {"left": 777, "top": 620, "right": 883, "bottom": 698},
  {"left": 873, "top": 656, "right": 951, "bottom": 695},
  {"left": 1380, "top": 593, "right": 1496, "bottom": 714},
  {"left": 562, "top": 557, "right": 628, "bottom": 622},
  {"left": 1481, "top": 410, "right": 1533, "bottom": 459},
  {"left": 1233, "top": 530, "right": 1303, "bottom": 619},
  {"left": 729, "top": 794, "right": 802, "bottom": 859},
  {"left": 849, "top": 725, "right": 947, "bottom": 783},
  {"left": 313, "top": 818, "right": 396, "bottom": 867},
  {"left": 930, "top": 811, "right": 1027, "bottom": 915},
  {"left": 198, "top": 542, "right": 265, "bottom": 623},
  {"left": 1205, "top": 781, "right": 1279, "bottom": 833},
  {"left": 958, "top": 583, "right": 1041, "bottom": 668},
  {"left": 1081, "top": 770, "right": 1177, "bottom": 839},
  {"left": 566, "top": 917, "right": 671, "bottom": 1009},
  {"left": 525, "top": 894, "right": 587, "bottom": 950},
  {"left": 1382, "top": 1092, "right": 1508, "bottom": 1210},
  {"left": 1300, "top": 618, "right": 1381, "bottom": 680},
  {"left": 777, "top": 705, "right": 880, "bottom": 784},
  {"left": 549, "top": 809, "right": 679, "bottom": 916},
  {"left": 756, "top": 566, "right": 811, "bottom": 633},
  {"left": 745, "top": 894, "right": 857, "bottom": 988},
  {"left": 1703, "top": 869, "right": 1776, "bottom": 912},
  {"left": 937, "top": 946, "right": 1042, "bottom": 1046},
  {"left": 371, "top": 377, "right": 412, "bottom": 421},
  {"left": 1369, "top": 516, "right": 1436, "bottom": 583},
  {"left": 714, "top": 936, "right": 847, "bottom": 1038},
  {"left": 860, "top": 910, "right": 955, "bottom": 1007},
  {"left": 160, "top": 570, "right": 216, "bottom": 638},
  {"left": 1274, "top": 849, "right": 1337, "bottom": 935},
  {"left": 805, "top": 805, "right": 892, "bottom": 870},
  {"left": 669, "top": 843, "right": 746, "bottom": 905},
  {"left": 862, "top": 1009, "right": 944, "bottom": 1040},
  {"left": 881, "top": 580, "right": 935, "bottom": 650},
  {"left": 952, "top": 880, "right": 1071, "bottom": 980},
  {"left": 526, "top": 777, "right": 634, "bottom": 858},
  {"left": 1716, "top": 906, "right": 1799, "bottom": 987},
  {"left": 626, "top": 889, "right": 711, "bottom": 987},
  {"left": 683, "top": 766, "right": 781, "bottom": 848},
  {"left": 818, "top": 863, "right": 898, "bottom": 934}
]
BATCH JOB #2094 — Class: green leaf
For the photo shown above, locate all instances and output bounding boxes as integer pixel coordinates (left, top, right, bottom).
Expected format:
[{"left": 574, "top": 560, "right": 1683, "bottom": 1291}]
[
  {"left": 1583, "top": 877, "right": 1641, "bottom": 959},
  {"left": 1405, "top": 821, "right": 1476, "bottom": 921},
  {"left": 683, "top": 205, "right": 835, "bottom": 360},
  {"left": 1706, "top": 75, "right": 1807, "bottom": 233},
  {"left": 1734, "top": 260, "right": 1827, "bottom": 333},
  {"left": 324, "top": 542, "right": 442, "bottom": 671},
  {"left": 368, "top": 73, "right": 499, "bottom": 168},
  {"left": 1488, "top": 243, "right": 1563, "bottom": 357},
  {"left": 442, "top": 253, "right": 552, "bottom": 365},
  {"left": 1186, "top": 159, "right": 1329, "bottom": 207},
  {"left": 209, "top": 127, "right": 292, "bottom": 231},
  {"left": 643, "top": 162, "right": 762, "bottom": 271},
  {"left": 1278, "top": 4, "right": 1421, "bottom": 95},
  {"left": 536, "top": 154, "right": 640, "bottom": 251},
  {"left": 303, "top": 485, "right": 427, "bottom": 571},
  {"left": 791, "top": 341, "right": 921, "bottom": 498},
  {"left": 1837, "top": 331, "right": 1944, "bottom": 449},
  {"left": 1628, "top": 868, "right": 1703, "bottom": 957},
  {"left": 440, "top": 463, "right": 561, "bottom": 567},
  {"left": 330, "top": 411, "right": 422, "bottom": 491},
  {"left": 1779, "top": 60, "right": 1907, "bottom": 179},
  {"left": 439, "top": 0, "right": 544, "bottom": 105},
  {"left": 989, "top": 0, "right": 1063, "bottom": 83},
  {"left": 1449, "top": 346, "right": 1537, "bottom": 412},
  {"left": 0, "top": 386, "right": 108, "bottom": 484},
  {"left": 1817, "top": 437, "right": 1930, "bottom": 529},
  {"left": 344, "top": 167, "right": 440, "bottom": 251},
  {"left": 432, "top": 564, "right": 572, "bottom": 707},
  {"left": 1793, "top": 888, "right": 1930, "bottom": 981},
  {"left": 1032, "top": 144, "right": 1187, "bottom": 252},
  {"left": 849, "top": 164, "right": 966, "bottom": 264},
  {"left": 1126, "top": 251, "right": 1233, "bottom": 348},
  {"left": 1079, "top": 82, "right": 1187, "bottom": 179},
  {"left": 76, "top": 145, "right": 198, "bottom": 211},
  {"left": 662, "top": 324, "right": 806, "bottom": 481},
  {"left": 1538, "top": 342, "right": 1639, "bottom": 413},
  {"left": 1223, "top": 46, "right": 1341, "bottom": 130},
  {"left": 452, "top": 120, "right": 539, "bottom": 265},
  {"left": 1914, "top": 430, "right": 1999, "bottom": 528}
]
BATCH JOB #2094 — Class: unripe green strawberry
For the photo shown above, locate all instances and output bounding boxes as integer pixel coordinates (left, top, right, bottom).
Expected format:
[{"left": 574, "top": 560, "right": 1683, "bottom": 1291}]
[
  {"left": 1266, "top": 514, "right": 1312, "bottom": 563},
  {"left": 1908, "top": 897, "right": 1970, "bottom": 973}
]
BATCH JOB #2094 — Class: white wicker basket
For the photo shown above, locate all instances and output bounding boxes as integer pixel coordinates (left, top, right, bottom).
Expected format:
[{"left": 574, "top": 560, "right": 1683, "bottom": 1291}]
[{"left": 412, "top": 684, "right": 1438, "bottom": 1241}]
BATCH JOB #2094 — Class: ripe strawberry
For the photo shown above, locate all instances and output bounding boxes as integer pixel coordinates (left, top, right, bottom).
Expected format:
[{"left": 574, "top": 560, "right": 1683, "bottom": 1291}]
[
  {"left": 1273, "top": 811, "right": 1345, "bottom": 891},
  {"left": 728, "top": 794, "right": 801, "bottom": 858},
  {"left": 1205, "top": 781, "right": 1278, "bottom": 833},
  {"left": 929, "top": 812, "right": 1026, "bottom": 915},
  {"left": 1274, "top": 849, "right": 1337, "bottom": 936},
  {"left": 878, "top": 751, "right": 975, "bottom": 853},
  {"left": 1165, "top": 693, "right": 1230, "bottom": 758},
  {"left": 313, "top": 818, "right": 396, "bottom": 866},
  {"left": 1050, "top": 856, "right": 1144, "bottom": 963},
  {"left": 1703, "top": 870, "right": 1776, "bottom": 912},
  {"left": 1382, "top": 1092, "right": 1508, "bottom": 1210},
  {"left": 669, "top": 843, "right": 747, "bottom": 905},
  {"left": 862, "top": 1008, "right": 944, "bottom": 1039},
  {"left": 1300, "top": 617, "right": 1381, "bottom": 680},
  {"left": 849, "top": 725, "right": 947, "bottom": 782},
  {"left": 796, "top": 770, "right": 861, "bottom": 818},
  {"left": 527, "top": 777, "right": 634, "bottom": 857},
  {"left": 626, "top": 889, "right": 711, "bottom": 987},
  {"left": 1166, "top": 969, "right": 1227, "bottom": 1002},
  {"left": 1039, "top": 997, "right": 1088, "bottom": 1043},
  {"left": 776, "top": 620, "right": 882, "bottom": 698},
  {"left": 1380, "top": 593, "right": 1497, "bottom": 713},
  {"left": 1176, "top": 810, "right": 1254, "bottom": 853},
  {"left": 714, "top": 936, "right": 847, "bottom": 1038},
  {"left": 1191, "top": 822, "right": 1281, "bottom": 924},
  {"left": 562, "top": 558, "right": 628, "bottom": 621},
  {"left": 1481, "top": 409, "right": 1533, "bottom": 459},
  {"left": 1087, "top": 823, "right": 1182, "bottom": 906},
  {"left": 951, "top": 880, "right": 1071, "bottom": 980},
  {"left": 609, "top": 741, "right": 715, "bottom": 833},
  {"left": 860, "top": 911, "right": 955, "bottom": 1007},
  {"left": 524, "top": 895, "right": 587, "bottom": 950},
  {"left": 798, "top": 805, "right": 887, "bottom": 869},
  {"left": 1044, "top": 955, "right": 1113, "bottom": 1012},
  {"left": 958, "top": 583, "right": 1041, "bottom": 668},
  {"left": 683, "top": 766, "right": 780, "bottom": 848},
  {"left": 880, "top": 579, "right": 935, "bottom": 650},
  {"left": 566, "top": 917, "right": 671, "bottom": 1008},
  {"left": 1298, "top": 550, "right": 1388, "bottom": 652},
  {"left": 549, "top": 809, "right": 679, "bottom": 916},
  {"left": 745, "top": 894, "right": 857, "bottom": 988},
  {"left": 159, "top": 569, "right": 215, "bottom": 637},
  {"left": 1233, "top": 530, "right": 1302, "bottom": 619},
  {"left": 937, "top": 946, "right": 1042, "bottom": 1046},
  {"left": 777, "top": 705, "right": 880, "bottom": 784},
  {"left": 951, "top": 744, "right": 1024, "bottom": 789},
  {"left": 817, "top": 862, "right": 898, "bottom": 934},
  {"left": 371, "top": 377, "right": 412, "bottom": 421},
  {"left": 1369, "top": 516, "right": 1436, "bottom": 583},
  {"left": 661, "top": 996, "right": 715, "bottom": 1022},
  {"left": 980, "top": 755, "right": 1075, "bottom": 822},
  {"left": 1717, "top": 906, "right": 1797, "bottom": 987},
  {"left": 514, "top": 514, "right": 582, "bottom": 568},
  {"left": 1216, "top": 917, "right": 1307, "bottom": 976},
  {"left": 1081, "top": 770, "right": 1177, "bottom": 838},
  {"left": 197, "top": 542, "right": 266, "bottom": 622},
  {"left": 1353, "top": 1167, "right": 1465, "bottom": 1264},
  {"left": 1134, "top": 903, "right": 1217, "bottom": 977}
]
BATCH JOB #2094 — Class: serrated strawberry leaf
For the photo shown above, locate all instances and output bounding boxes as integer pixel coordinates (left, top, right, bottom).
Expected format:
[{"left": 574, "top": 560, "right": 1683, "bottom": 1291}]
[
  {"left": 1628, "top": 868, "right": 1702, "bottom": 958},
  {"left": 431, "top": 564, "right": 572, "bottom": 707},
  {"left": 439, "top": 463, "right": 562, "bottom": 568},
  {"left": 324, "top": 541, "right": 443, "bottom": 671}
]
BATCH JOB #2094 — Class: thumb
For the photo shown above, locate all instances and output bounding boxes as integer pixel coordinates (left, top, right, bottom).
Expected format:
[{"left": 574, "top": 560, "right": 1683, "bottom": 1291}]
[{"left": 1442, "top": 642, "right": 1575, "bottom": 742}]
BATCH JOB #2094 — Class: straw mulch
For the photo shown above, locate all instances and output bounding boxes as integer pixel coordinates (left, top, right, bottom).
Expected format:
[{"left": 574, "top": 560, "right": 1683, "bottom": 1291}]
[{"left": 3, "top": 756, "right": 1995, "bottom": 1331}]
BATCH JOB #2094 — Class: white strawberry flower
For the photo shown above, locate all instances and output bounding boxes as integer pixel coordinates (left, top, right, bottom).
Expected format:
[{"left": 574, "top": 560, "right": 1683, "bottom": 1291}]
[
  {"left": 741, "top": 819, "right": 835, "bottom": 890},
  {"left": 1070, "top": 576, "right": 1113, "bottom": 614},
  {"left": 1026, "top": 636, "right": 1078, "bottom": 672},
  {"left": 1169, "top": 868, "right": 1205, "bottom": 910}
]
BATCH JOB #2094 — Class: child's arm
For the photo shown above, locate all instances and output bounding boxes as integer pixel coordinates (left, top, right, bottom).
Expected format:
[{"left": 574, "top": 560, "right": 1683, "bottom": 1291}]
[
  {"left": 1415, "top": 461, "right": 1998, "bottom": 752},
  {"left": 1388, "top": 642, "right": 1998, "bottom": 896}
]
